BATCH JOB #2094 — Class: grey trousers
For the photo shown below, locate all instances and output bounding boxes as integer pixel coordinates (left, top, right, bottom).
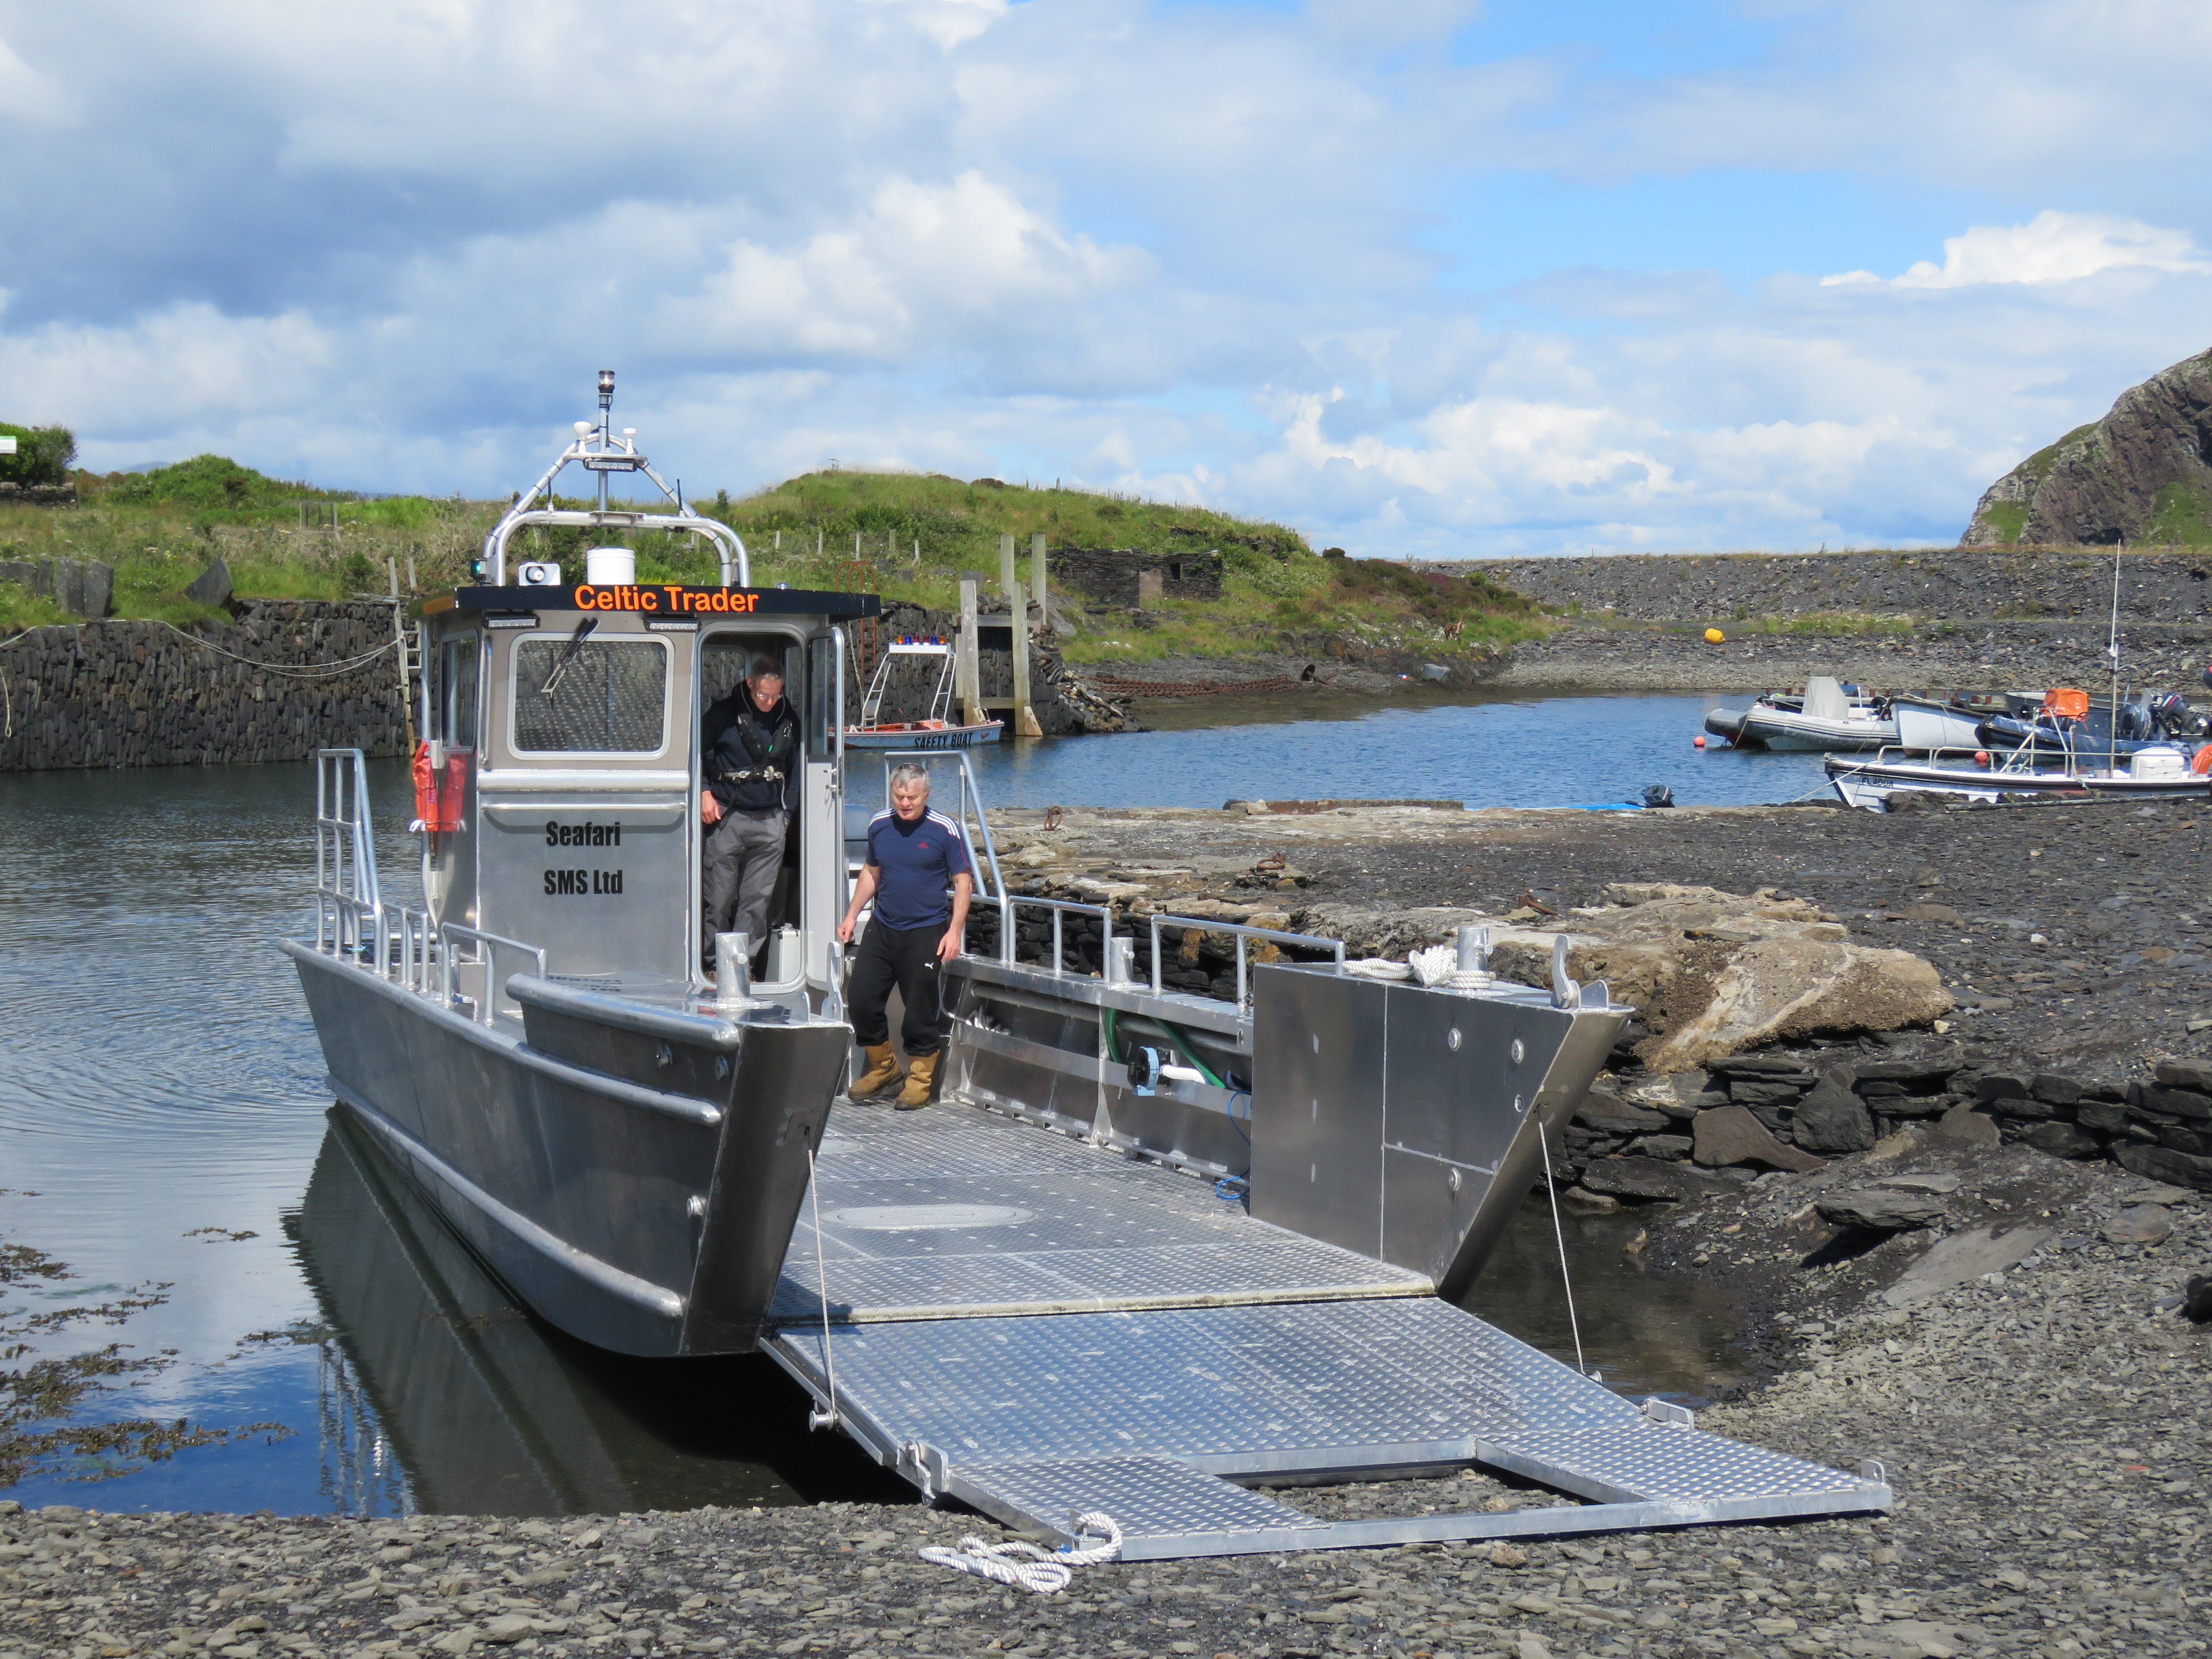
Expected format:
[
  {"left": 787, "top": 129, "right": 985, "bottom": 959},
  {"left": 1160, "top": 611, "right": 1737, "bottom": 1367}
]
[{"left": 702, "top": 808, "right": 786, "bottom": 962}]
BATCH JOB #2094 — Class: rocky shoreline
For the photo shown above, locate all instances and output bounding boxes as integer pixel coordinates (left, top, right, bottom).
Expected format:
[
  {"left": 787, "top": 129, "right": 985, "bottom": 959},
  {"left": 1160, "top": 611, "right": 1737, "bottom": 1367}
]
[{"left": 6, "top": 800, "right": 2210, "bottom": 1659}]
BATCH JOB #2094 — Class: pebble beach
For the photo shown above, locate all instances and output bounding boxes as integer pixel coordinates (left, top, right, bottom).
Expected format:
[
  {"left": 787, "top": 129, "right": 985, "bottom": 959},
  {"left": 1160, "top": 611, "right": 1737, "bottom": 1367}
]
[{"left": 6, "top": 792, "right": 2210, "bottom": 1659}]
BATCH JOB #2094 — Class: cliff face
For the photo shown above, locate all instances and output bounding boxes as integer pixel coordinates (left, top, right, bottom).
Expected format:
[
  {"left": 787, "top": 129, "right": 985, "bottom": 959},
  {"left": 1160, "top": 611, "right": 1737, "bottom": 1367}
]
[{"left": 1962, "top": 347, "right": 2212, "bottom": 547}]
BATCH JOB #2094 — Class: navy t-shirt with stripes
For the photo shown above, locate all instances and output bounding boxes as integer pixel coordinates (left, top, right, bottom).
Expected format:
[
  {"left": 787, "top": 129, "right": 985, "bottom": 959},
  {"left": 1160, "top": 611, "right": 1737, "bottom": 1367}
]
[{"left": 865, "top": 809, "right": 972, "bottom": 930}]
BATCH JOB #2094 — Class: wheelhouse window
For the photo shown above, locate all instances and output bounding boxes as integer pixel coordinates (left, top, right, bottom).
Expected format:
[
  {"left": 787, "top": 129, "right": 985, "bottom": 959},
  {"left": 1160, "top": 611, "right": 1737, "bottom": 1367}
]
[{"left": 512, "top": 636, "right": 669, "bottom": 754}]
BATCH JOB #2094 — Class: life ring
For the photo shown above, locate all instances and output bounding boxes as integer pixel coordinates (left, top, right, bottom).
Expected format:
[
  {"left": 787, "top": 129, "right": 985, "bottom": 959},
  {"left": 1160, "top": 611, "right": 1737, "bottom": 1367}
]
[{"left": 2192, "top": 744, "right": 2212, "bottom": 775}]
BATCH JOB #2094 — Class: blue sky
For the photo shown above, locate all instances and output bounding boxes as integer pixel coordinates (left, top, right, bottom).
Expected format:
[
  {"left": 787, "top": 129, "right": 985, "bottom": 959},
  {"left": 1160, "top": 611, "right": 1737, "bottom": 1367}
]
[{"left": 3, "top": 0, "right": 2210, "bottom": 557}]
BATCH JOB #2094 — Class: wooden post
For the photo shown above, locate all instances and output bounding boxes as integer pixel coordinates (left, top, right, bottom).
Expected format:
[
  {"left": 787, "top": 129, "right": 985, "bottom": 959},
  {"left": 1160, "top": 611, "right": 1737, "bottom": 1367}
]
[
  {"left": 1010, "top": 579, "right": 1041, "bottom": 737},
  {"left": 958, "top": 576, "right": 984, "bottom": 727},
  {"left": 1031, "top": 531, "right": 1048, "bottom": 630},
  {"left": 999, "top": 533, "right": 1016, "bottom": 600}
]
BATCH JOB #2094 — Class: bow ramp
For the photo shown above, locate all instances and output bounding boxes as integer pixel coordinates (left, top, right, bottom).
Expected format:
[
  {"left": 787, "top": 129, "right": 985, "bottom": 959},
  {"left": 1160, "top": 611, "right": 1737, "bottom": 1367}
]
[{"left": 765, "top": 1101, "right": 1889, "bottom": 1561}]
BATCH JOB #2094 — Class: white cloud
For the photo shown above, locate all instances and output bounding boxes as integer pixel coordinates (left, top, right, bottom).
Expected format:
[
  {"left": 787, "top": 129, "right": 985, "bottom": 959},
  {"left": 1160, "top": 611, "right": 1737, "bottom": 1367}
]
[
  {"left": 1823, "top": 211, "right": 2212, "bottom": 289},
  {"left": 0, "top": 33, "right": 76, "bottom": 124}
]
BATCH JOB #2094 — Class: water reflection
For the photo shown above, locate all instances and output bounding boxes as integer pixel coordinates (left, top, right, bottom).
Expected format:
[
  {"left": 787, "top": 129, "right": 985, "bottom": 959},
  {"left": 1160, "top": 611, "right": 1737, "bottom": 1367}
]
[
  {"left": 289, "top": 1111, "right": 909, "bottom": 1515},
  {"left": 1462, "top": 1195, "right": 1758, "bottom": 1406}
]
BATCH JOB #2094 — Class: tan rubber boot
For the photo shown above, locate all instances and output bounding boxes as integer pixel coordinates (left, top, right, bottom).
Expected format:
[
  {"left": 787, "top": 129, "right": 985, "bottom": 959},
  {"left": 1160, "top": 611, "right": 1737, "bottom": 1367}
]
[
  {"left": 895, "top": 1050, "right": 940, "bottom": 1111},
  {"left": 849, "top": 1044, "right": 903, "bottom": 1099}
]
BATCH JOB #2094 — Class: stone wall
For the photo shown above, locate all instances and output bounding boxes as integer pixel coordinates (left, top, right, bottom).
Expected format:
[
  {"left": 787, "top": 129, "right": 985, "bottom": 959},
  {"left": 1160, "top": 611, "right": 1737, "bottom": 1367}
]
[
  {"left": 1048, "top": 546, "right": 1224, "bottom": 606},
  {"left": 0, "top": 483, "right": 80, "bottom": 507},
  {"left": 0, "top": 601, "right": 409, "bottom": 771},
  {"left": 1467, "top": 548, "right": 2212, "bottom": 624},
  {"left": 1565, "top": 1046, "right": 2212, "bottom": 1197}
]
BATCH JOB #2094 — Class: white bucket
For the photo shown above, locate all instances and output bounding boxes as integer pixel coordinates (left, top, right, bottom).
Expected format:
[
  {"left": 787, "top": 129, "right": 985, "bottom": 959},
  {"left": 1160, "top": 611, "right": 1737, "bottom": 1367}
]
[{"left": 584, "top": 546, "right": 636, "bottom": 585}]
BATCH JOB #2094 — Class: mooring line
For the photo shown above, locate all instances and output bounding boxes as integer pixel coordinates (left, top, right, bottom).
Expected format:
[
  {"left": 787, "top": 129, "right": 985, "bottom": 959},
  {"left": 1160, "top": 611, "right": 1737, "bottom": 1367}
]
[
  {"left": 804, "top": 1137, "right": 841, "bottom": 1432},
  {"left": 1538, "top": 1118, "right": 1589, "bottom": 1377}
]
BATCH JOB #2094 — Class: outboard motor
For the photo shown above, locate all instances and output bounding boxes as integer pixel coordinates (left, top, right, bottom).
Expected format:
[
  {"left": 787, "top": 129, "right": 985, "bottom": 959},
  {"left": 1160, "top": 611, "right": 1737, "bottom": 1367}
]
[{"left": 1641, "top": 783, "right": 1676, "bottom": 809}]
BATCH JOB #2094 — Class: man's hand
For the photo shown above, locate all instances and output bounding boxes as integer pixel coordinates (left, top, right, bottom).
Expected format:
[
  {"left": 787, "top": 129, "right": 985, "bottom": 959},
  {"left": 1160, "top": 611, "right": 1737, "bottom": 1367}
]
[
  {"left": 937, "top": 925, "right": 962, "bottom": 962},
  {"left": 700, "top": 788, "right": 722, "bottom": 827},
  {"left": 836, "top": 915, "right": 857, "bottom": 944}
]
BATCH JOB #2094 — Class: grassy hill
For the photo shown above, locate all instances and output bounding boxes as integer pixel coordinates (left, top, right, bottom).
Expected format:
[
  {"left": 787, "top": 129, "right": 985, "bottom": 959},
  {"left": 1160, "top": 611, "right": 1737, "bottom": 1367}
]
[{"left": 0, "top": 460, "right": 1547, "bottom": 663}]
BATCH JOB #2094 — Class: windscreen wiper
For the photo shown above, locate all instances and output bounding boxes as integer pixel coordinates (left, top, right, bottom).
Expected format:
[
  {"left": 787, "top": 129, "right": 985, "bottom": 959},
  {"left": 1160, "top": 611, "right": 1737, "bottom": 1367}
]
[{"left": 539, "top": 617, "right": 599, "bottom": 696}]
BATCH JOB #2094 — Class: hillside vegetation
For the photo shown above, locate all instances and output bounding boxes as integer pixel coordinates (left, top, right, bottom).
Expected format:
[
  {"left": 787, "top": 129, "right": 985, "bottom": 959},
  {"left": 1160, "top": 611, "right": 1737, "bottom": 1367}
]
[{"left": 1, "top": 457, "right": 1548, "bottom": 663}]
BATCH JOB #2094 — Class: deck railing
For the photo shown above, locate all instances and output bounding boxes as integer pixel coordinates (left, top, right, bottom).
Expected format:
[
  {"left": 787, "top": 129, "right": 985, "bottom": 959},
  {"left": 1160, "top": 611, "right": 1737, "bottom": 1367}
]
[
  {"left": 313, "top": 748, "right": 381, "bottom": 955},
  {"left": 1001, "top": 894, "right": 1115, "bottom": 974},
  {"left": 1146, "top": 914, "right": 1346, "bottom": 1012},
  {"left": 438, "top": 923, "right": 548, "bottom": 1025}
]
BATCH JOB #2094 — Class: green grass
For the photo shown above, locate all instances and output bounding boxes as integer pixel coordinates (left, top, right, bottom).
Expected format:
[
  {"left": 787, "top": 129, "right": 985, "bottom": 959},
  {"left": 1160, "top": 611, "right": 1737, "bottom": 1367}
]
[
  {"left": 2142, "top": 482, "right": 2212, "bottom": 548},
  {"left": 1981, "top": 502, "right": 2030, "bottom": 546},
  {"left": 0, "top": 458, "right": 1546, "bottom": 663}
]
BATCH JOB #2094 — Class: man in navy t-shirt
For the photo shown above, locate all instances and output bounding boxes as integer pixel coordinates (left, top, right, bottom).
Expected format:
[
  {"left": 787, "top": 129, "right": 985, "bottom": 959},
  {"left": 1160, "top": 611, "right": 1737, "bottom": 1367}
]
[{"left": 835, "top": 762, "right": 974, "bottom": 1108}]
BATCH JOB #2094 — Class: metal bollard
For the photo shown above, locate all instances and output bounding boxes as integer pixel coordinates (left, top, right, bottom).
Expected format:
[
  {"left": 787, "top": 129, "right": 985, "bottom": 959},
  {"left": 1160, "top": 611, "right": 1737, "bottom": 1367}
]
[
  {"left": 715, "top": 931, "right": 752, "bottom": 1006},
  {"left": 1455, "top": 924, "right": 1490, "bottom": 976},
  {"left": 1103, "top": 935, "right": 1135, "bottom": 986}
]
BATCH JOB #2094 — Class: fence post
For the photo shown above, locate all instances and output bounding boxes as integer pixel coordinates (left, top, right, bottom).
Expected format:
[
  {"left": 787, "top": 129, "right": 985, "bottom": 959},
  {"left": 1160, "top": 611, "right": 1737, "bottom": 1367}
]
[
  {"left": 958, "top": 575, "right": 984, "bottom": 727},
  {"left": 1011, "top": 579, "right": 1041, "bottom": 737},
  {"left": 1031, "top": 531, "right": 1048, "bottom": 632}
]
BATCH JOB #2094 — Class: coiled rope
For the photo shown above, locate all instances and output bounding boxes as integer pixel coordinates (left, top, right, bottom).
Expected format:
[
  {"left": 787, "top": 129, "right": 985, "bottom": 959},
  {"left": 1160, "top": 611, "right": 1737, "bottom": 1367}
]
[{"left": 918, "top": 1514, "right": 1123, "bottom": 1595}]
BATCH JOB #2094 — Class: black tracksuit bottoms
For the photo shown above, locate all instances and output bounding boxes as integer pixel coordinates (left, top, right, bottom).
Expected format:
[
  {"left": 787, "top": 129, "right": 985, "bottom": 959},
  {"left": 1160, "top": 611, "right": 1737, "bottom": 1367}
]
[{"left": 848, "top": 918, "right": 950, "bottom": 1057}]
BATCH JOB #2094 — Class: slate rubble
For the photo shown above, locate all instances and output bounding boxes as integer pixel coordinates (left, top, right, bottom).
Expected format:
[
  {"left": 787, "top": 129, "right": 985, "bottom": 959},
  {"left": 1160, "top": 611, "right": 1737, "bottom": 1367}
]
[{"left": 3, "top": 1164, "right": 2204, "bottom": 1659}]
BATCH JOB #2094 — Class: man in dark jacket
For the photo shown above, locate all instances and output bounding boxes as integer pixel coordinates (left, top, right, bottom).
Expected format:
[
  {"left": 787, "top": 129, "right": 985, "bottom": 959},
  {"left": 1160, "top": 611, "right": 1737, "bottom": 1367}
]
[{"left": 700, "top": 656, "right": 799, "bottom": 969}]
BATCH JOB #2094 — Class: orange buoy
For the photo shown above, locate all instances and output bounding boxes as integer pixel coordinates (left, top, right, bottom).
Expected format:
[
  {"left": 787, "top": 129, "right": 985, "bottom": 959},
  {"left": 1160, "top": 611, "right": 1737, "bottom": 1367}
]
[
  {"left": 1974, "top": 751, "right": 1990, "bottom": 769},
  {"left": 1704, "top": 627, "right": 1725, "bottom": 644},
  {"left": 1693, "top": 734, "right": 1707, "bottom": 748}
]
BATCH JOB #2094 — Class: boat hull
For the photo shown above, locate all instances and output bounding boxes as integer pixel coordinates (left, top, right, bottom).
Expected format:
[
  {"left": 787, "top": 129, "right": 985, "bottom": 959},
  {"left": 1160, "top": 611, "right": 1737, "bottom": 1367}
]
[
  {"left": 1739, "top": 710, "right": 1898, "bottom": 751},
  {"left": 845, "top": 721, "right": 1003, "bottom": 749},
  {"left": 281, "top": 940, "right": 848, "bottom": 1357},
  {"left": 1825, "top": 756, "right": 2212, "bottom": 811}
]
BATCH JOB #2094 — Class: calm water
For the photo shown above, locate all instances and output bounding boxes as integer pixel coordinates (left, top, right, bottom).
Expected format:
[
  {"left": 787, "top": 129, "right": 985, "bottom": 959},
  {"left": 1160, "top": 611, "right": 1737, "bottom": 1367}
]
[
  {"left": 960, "top": 689, "right": 1831, "bottom": 810},
  {"left": 0, "top": 691, "right": 1776, "bottom": 1516}
]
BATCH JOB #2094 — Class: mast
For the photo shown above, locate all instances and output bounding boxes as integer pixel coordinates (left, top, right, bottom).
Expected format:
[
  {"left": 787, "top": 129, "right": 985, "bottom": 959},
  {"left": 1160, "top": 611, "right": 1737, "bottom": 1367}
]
[{"left": 2107, "top": 535, "right": 2123, "bottom": 774}]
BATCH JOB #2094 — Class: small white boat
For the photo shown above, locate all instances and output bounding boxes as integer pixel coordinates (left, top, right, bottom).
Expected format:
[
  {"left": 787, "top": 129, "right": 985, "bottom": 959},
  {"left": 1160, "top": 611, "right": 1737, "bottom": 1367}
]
[
  {"left": 1826, "top": 744, "right": 2212, "bottom": 810},
  {"left": 1729, "top": 677, "right": 1896, "bottom": 751},
  {"left": 845, "top": 637, "right": 1002, "bottom": 749}
]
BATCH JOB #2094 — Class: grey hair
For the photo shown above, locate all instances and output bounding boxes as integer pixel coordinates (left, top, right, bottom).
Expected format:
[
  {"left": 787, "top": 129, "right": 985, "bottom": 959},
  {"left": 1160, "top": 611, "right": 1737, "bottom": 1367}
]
[
  {"left": 748, "top": 654, "right": 784, "bottom": 683},
  {"left": 888, "top": 762, "right": 932, "bottom": 793}
]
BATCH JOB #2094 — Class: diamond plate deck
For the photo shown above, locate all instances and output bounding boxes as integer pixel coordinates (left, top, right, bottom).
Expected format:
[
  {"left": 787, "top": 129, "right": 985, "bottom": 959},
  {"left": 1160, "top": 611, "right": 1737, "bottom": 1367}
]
[
  {"left": 767, "top": 1296, "right": 1889, "bottom": 1558},
  {"left": 769, "top": 1100, "right": 1430, "bottom": 1323},
  {"left": 765, "top": 1102, "right": 1890, "bottom": 1560}
]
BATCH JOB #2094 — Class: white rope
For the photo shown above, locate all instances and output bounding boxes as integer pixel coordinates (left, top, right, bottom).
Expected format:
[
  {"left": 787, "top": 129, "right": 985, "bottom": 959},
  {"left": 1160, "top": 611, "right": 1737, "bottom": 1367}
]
[
  {"left": 153, "top": 620, "right": 400, "bottom": 678},
  {"left": 804, "top": 1140, "right": 840, "bottom": 1432},
  {"left": 918, "top": 1514, "right": 1123, "bottom": 1595},
  {"left": 1537, "top": 1118, "right": 1589, "bottom": 1377}
]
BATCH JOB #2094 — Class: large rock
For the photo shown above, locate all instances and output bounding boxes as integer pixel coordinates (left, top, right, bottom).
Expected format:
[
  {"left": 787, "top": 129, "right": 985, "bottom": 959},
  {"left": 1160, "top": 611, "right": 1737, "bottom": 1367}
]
[
  {"left": 1881, "top": 1225, "right": 2051, "bottom": 1305},
  {"left": 1816, "top": 1188, "right": 1948, "bottom": 1231},
  {"left": 2113, "top": 1141, "right": 2212, "bottom": 1192},
  {"left": 184, "top": 557, "right": 234, "bottom": 609},
  {"left": 1692, "top": 1104, "right": 1827, "bottom": 1172},
  {"left": 1792, "top": 1071, "right": 1877, "bottom": 1154},
  {"left": 1579, "top": 1155, "right": 1733, "bottom": 1202},
  {"left": 1300, "top": 883, "right": 1951, "bottom": 1072},
  {"left": 1634, "top": 937, "right": 1951, "bottom": 1072},
  {"left": 1961, "top": 346, "right": 2212, "bottom": 547}
]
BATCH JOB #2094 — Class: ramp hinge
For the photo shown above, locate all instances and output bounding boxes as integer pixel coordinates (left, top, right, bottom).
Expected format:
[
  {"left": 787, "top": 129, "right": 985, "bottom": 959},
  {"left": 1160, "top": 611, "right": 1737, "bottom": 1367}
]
[{"left": 1641, "top": 1397, "right": 1696, "bottom": 1430}]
